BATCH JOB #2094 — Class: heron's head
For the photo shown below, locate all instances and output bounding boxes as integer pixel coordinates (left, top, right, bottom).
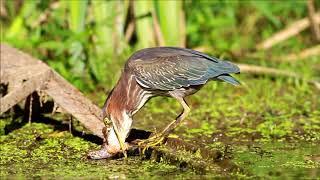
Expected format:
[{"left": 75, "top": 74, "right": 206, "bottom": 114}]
[{"left": 101, "top": 85, "right": 133, "bottom": 135}]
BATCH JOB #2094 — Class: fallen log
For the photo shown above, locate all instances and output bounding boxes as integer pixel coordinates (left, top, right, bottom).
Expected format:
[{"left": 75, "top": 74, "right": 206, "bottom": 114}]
[{"left": 0, "top": 44, "right": 105, "bottom": 138}]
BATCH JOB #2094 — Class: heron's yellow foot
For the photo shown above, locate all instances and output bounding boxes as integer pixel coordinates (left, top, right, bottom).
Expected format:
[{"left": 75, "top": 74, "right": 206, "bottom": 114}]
[{"left": 136, "top": 133, "right": 167, "bottom": 154}]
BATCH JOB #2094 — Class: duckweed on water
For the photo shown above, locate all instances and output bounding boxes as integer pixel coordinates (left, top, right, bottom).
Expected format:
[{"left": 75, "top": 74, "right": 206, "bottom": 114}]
[
  {"left": 0, "top": 123, "right": 197, "bottom": 179},
  {"left": 233, "top": 142, "right": 320, "bottom": 179}
]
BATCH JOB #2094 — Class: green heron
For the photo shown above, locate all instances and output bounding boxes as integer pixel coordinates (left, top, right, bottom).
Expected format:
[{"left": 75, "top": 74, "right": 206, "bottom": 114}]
[{"left": 88, "top": 47, "right": 240, "bottom": 159}]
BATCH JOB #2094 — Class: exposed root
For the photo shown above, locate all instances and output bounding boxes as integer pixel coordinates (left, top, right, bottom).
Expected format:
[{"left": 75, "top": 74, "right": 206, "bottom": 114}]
[{"left": 28, "top": 94, "right": 33, "bottom": 124}]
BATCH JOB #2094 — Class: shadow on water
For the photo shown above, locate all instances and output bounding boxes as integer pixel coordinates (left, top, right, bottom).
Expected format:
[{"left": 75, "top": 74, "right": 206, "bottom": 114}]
[
  {"left": 2, "top": 110, "right": 103, "bottom": 145},
  {"left": 1, "top": 96, "right": 103, "bottom": 145}
]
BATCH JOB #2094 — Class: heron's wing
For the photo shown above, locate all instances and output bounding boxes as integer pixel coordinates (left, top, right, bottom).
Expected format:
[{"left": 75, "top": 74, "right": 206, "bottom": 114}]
[
  {"left": 129, "top": 56, "right": 205, "bottom": 90},
  {"left": 128, "top": 55, "right": 238, "bottom": 90}
]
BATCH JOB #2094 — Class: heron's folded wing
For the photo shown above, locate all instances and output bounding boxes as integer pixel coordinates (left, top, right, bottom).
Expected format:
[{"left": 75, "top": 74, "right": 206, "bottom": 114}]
[{"left": 128, "top": 56, "right": 210, "bottom": 90}]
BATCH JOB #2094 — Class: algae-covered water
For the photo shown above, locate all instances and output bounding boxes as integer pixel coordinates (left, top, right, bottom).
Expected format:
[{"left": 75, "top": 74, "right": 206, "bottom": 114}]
[
  {"left": 233, "top": 141, "right": 320, "bottom": 178},
  {"left": 1, "top": 78, "right": 320, "bottom": 178},
  {"left": 1, "top": 122, "right": 319, "bottom": 179},
  {"left": 0, "top": 123, "right": 192, "bottom": 179}
]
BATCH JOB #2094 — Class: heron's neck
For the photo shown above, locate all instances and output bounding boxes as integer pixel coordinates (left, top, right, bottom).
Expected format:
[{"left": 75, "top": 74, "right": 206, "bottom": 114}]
[{"left": 103, "top": 72, "right": 145, "bottom": 119}]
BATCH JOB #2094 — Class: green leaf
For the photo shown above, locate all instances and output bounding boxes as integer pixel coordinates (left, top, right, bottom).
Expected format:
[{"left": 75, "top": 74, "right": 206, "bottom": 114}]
[{"left": 68, "top": 0, "right": 88, "bottom": 33}]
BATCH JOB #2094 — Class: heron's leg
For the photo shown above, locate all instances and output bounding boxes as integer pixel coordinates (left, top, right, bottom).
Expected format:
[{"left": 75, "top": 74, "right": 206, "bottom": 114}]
[
  {"left": 137, "top": 97, "right": 190, "bottom": 148},
  {"left": 160, "top": 97, "right": 190, "bottom": 137}
]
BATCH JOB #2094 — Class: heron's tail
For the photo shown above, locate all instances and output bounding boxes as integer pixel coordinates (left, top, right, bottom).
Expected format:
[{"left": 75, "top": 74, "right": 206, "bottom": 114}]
[{"left": 217, "top": 74, "right": 241, "bottom": 86}]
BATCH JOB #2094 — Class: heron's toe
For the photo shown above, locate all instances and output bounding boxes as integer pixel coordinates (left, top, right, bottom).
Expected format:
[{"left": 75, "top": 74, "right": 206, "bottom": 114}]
[{"left": 137, "top": 135, "right": 166, "bottom": 147}]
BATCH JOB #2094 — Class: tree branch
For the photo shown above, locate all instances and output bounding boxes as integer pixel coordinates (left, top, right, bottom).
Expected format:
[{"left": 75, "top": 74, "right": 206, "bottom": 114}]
[{"left": 257, "top": 12, "right": 320, "bottom": 50}]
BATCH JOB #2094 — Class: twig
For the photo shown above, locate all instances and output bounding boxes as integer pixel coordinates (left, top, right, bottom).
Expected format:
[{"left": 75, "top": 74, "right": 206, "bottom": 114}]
[
  {"left": 239, "top": 112, "right": 247, "bottom": 125},
  {"left": 307, "top": 0, "right": 320, "bottom": 42},
  {"left": 237, "top": 63, "right": 320, "bottom": 90},
  {"left": 152, "top": 11, "right": 165, "bottom": 46},
  {"left": 28, "top": 94, "right": 33, "bottom": 124},
  {"left": 257, "top": 12, "right": 320, "bottom": 50},
  {"left": 125, "top": 21, "right": 135, "bottom": 43},
  {"left": 31, "top": 1, "right": 60, "bottom": 28},
  {"left": 51, "top": 102, "right": 59, "bottom": 115},
  {"left": 280, "top": 45, "right": 320, "bottom": 61},
  {"left": 193, "top": 46, "right": 212, "bottom": 53},
  {"left": 0, "top": 0, "right": 7, "bottom": 17},
  {"left": 246, "top": 45, "right": 320, "bottom": 62},
  {"left": 238, "top": 63, "right": 298, "bottom": 77}
]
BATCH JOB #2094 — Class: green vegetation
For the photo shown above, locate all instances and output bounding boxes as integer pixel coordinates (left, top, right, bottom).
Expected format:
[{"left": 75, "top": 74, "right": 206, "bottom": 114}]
[
  {"left": 0, "top": 123, "right": 189, "bottom": 178},
  {"left": 1, "top": 0, "right": 319, "bottom": 178}
]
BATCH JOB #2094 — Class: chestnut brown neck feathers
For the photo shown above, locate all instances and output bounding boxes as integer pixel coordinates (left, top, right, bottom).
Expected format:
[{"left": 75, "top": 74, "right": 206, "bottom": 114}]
[{"left": 103, "top": 71, "right": 151, "bottom": 123}]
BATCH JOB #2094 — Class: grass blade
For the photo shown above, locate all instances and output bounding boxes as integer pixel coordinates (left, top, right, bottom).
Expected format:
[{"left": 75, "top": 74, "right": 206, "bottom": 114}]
[
  {"left": 68, "top": 0, "right": 88, "bottom": 33},
  {"left": 134, "top": 0, "right": 155, "bottom": 48},
  {"left": 155, "top": 0, "right": 185, "bottom": 46}
]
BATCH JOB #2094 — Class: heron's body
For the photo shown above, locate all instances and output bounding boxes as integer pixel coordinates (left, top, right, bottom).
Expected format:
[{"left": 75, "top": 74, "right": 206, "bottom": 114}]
[{"left": 88, "top": 47, "right": 240, "bottom": 159}]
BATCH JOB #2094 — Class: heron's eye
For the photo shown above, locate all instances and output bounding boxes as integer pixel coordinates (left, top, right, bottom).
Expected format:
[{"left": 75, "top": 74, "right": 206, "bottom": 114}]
[{"left": 103, "top": 117, "right": 112, "bottom": 127}]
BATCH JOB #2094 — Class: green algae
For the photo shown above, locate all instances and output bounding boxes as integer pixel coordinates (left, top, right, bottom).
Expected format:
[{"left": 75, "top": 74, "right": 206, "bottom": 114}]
[
  {"left": 233, "top": 142, "right": 320, "bottom": 179},
  {"left": 2, "top": 122, "right": 318, "bottom": 178},
  {"left": 0, "top": 123, "right": 197, "bottom": 179}
]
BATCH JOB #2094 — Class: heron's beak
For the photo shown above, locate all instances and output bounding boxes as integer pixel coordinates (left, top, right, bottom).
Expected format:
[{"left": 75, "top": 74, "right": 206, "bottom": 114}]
[
  {"left": 102, "top": 117, "right": 128, "bottom": 158},
  {"left": 87, "top": 146, "right": 113, "bottom": 160}
]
